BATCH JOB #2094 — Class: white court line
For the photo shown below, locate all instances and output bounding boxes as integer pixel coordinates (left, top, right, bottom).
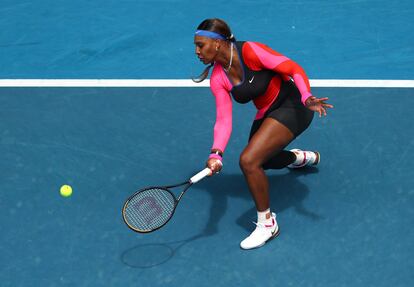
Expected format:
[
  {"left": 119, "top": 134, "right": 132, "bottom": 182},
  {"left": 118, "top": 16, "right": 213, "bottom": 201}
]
[{"left": 0, "top": 79, "right": 413, "bottom": 88}]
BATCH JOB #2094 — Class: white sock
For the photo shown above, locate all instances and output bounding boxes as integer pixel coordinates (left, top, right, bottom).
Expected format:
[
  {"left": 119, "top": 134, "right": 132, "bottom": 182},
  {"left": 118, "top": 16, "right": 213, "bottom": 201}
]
[{"left": 257, "top": 208, "right": 272, "bottom": 225}]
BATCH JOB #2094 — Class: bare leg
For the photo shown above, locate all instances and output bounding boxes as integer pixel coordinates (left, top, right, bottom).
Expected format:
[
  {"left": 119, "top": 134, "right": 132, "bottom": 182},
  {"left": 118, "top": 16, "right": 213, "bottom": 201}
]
[{"left": 239, "top": 118, "right": 295, "bottom": 212}]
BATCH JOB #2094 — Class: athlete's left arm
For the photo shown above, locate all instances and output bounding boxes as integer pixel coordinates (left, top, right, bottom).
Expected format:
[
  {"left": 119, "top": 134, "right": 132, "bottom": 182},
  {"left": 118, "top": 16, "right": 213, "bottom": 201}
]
[{"left": 245, "top": 42, "right": 312, "bottom": 105}]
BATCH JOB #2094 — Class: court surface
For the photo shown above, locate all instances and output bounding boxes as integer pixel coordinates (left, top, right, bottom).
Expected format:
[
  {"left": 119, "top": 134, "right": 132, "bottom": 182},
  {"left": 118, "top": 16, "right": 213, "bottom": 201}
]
[
  {"left": 1, "top": 87, "right": 413, "bottom": 286},
  {"left": 1, "top": 0, "right": 413, "bottom": 286}
]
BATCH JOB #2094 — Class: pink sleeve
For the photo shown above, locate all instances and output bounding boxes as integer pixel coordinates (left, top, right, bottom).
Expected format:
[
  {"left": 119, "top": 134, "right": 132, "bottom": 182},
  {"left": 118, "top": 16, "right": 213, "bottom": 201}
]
[
  {"left": 246, "top": 42, "right": 313, "bottom": 105},
  {"left": 209, "top": 65, "right": 233, "bottom": 153}
]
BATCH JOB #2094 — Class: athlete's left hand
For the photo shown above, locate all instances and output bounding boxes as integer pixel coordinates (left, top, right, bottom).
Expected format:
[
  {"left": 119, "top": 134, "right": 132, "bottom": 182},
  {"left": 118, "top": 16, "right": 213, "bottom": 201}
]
[{"left": 305, "top": 97, "right": 334, "bottom": 117}]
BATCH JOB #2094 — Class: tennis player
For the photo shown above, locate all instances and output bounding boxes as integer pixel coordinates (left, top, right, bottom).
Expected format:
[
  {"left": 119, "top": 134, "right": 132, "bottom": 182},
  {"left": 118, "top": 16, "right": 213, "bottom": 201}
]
[{"left": 193, "top": 18, "right": 333, "bottom": 250}]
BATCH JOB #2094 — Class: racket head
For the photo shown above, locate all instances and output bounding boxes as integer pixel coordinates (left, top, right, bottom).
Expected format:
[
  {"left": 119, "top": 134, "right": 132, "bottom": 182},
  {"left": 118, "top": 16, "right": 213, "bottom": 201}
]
[{"left": 122, "top": 187, "right": 177, "bottom": 233}]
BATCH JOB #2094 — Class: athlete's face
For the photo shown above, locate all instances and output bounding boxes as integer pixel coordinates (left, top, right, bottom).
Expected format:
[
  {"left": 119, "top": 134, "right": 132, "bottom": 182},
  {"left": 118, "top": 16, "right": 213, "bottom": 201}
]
[{"left": 194, "top": 36, "right": 218, "bottom": 64}]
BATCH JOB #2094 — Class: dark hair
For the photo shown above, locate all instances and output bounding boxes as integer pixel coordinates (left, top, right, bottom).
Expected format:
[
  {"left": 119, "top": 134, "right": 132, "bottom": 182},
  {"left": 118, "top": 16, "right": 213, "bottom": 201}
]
[
  {"left": 197, "top": 18, "right": 235, "bottom": 42},
  {"left": 192, "top": 18, "right": 236, "bottom": 83}
]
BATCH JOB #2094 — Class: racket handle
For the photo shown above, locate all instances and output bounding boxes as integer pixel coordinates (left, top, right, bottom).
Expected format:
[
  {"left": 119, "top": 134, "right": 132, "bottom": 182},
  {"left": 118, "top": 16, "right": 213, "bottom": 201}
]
[{"left": 190, "top": 167, "right": 212, "bottom": 183}]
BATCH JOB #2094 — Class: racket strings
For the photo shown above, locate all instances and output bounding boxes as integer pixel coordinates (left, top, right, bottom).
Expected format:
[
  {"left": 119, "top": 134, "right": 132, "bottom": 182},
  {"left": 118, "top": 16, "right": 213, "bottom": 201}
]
[{"left": 124, "top": 188, "right": 176, "bottom": 232}]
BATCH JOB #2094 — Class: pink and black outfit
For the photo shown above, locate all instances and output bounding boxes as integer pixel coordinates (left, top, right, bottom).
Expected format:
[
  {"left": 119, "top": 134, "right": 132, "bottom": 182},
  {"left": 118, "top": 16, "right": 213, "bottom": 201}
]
[{"left": 210, "top": 41, "right": 314, "bottom": 169}]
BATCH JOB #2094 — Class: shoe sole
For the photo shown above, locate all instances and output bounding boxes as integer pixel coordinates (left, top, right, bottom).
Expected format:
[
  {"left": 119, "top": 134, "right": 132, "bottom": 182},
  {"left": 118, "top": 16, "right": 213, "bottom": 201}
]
[{"left": 313, "top": 151, "right": 320, "bottom": 166}]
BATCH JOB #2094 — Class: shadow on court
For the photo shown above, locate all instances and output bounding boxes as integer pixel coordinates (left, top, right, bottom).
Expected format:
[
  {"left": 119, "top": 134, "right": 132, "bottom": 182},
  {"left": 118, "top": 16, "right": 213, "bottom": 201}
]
[
  {"left": 201, "top": 168, "right": 323, "bottom": 234},
  {"left": 120, "top": 234, "right": 205, "bottom": 269},
  {"left": 120, "top": 168, "right": 322, "bottom": 268}
]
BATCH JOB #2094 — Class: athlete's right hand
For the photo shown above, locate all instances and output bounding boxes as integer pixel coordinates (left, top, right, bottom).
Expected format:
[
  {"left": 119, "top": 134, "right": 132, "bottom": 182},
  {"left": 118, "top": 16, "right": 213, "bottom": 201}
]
[{"left": 206, "top": 158, "right": 223, "bottom": 175}]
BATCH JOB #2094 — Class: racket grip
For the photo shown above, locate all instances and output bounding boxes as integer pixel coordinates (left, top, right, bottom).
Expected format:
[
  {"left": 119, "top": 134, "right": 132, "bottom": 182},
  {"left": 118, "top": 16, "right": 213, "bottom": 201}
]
[{"left": 190, "top": 167, "right": 212, "bottom": 183}]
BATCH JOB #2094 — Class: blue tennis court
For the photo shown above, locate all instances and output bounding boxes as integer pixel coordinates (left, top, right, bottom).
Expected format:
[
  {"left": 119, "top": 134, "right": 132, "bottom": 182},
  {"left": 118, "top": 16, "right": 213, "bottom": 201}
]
[
  {"left": 1, "top": 0, "right": 413, "bottom": 286},
  {"left": 1, "top": 87, "right": 413, "bottom": 286}
]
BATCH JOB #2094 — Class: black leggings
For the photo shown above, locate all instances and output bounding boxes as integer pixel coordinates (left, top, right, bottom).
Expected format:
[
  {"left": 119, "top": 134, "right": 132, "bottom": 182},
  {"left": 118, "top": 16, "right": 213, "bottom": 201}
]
[{"left": 249, "top": 81, "right": 314, "bottom": 170}]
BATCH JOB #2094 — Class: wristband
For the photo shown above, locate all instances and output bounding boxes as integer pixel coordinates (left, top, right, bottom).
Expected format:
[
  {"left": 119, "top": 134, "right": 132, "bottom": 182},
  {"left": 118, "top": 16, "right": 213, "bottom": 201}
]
[
  {"left": 210, "top": 150, "right": 223, "bottom": 157},
  {"left": 209, "top": 153, "right": 223, "bottom": 161}
]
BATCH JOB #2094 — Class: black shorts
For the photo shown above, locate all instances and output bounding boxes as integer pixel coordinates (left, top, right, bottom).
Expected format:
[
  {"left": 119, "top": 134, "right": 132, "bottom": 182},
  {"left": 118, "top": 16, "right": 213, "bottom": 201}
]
[{"left": 250, "top": 80, "right": 314, "bottom": 139}]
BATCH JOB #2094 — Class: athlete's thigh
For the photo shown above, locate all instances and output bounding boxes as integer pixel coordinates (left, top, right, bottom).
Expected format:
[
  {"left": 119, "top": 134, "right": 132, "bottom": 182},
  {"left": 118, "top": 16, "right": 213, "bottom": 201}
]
[{"left": 243, "top": 117, "right": 295, "bottom": 162}]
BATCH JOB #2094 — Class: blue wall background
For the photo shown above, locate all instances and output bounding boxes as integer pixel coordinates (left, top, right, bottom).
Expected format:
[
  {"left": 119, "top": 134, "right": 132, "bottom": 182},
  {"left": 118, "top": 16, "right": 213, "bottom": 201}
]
[{"left": 1, "top": 0, "right": 413, "bottom": 79}]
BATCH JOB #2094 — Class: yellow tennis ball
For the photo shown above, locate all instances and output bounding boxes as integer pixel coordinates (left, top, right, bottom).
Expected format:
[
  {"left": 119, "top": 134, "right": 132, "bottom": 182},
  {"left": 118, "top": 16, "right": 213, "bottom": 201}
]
[{"left": 60, "top": 185, "right": 73, "bottom": 197}]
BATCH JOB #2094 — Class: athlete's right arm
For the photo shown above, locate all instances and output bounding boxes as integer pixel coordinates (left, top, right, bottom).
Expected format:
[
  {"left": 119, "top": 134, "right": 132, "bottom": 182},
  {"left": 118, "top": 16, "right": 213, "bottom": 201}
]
[{"left": 209, "top": 68, "right": 233, "bottom": 155}]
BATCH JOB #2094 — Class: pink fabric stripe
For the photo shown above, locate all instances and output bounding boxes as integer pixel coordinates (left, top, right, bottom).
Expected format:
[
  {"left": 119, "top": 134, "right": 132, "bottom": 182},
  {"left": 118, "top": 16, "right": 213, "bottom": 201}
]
[
  {"left": 254, "top": 96, "right": 277, "bottom": 120},
  {"left": 213, "top": 63, "right": 233, "bottom": 90},
  {"left": 208, "top": 153, "right": 223, "bottom": 160},
  {"left": 209, "top": 64, "right": 233, "bottom": 152},
  {"left": 249, "top": 41, "right": 312, "bottom": 106},
  {"left": 248, "top": 42, "right": 289, "bottom": 70},
  {"left": 293, "top": 73, "right": 312, "bottom": 105}
]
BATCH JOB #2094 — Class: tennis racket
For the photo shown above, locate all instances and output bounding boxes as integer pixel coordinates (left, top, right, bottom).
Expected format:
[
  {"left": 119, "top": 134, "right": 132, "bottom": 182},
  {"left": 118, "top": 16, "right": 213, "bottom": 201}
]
[{"left": 122, "top": 167, "right": 212, "bottom": 233}]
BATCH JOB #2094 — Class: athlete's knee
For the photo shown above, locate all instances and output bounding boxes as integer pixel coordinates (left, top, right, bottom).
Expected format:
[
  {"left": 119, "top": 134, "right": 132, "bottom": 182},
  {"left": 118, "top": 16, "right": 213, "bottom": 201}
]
[{"left": 239, "top": 151, "right": 261, "bottom": 173}]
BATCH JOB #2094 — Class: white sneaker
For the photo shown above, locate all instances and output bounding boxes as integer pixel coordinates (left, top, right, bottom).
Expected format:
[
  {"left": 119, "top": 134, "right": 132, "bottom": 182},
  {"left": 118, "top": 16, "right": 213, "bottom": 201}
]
[
  {"left": 240, "top": 213, "right": 280, "bottom": 250},
  {"left": 287, "top": 149, "right": 320, "bottom": 169}
]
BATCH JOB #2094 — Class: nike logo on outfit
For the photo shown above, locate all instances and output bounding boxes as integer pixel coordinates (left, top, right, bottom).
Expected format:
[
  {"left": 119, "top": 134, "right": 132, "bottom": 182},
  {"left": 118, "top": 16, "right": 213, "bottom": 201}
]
[{"left": 249, "top": 76, "right": 254, "bottom": 83}]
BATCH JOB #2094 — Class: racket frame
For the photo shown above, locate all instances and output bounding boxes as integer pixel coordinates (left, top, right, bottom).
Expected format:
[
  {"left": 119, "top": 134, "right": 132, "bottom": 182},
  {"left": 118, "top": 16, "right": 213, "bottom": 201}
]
[
  {"left": 122, "top": 168, "right": 211, "bottom": 233},
  {"left": 122, "top": 181, "right": 193, "bottom": 233}
]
